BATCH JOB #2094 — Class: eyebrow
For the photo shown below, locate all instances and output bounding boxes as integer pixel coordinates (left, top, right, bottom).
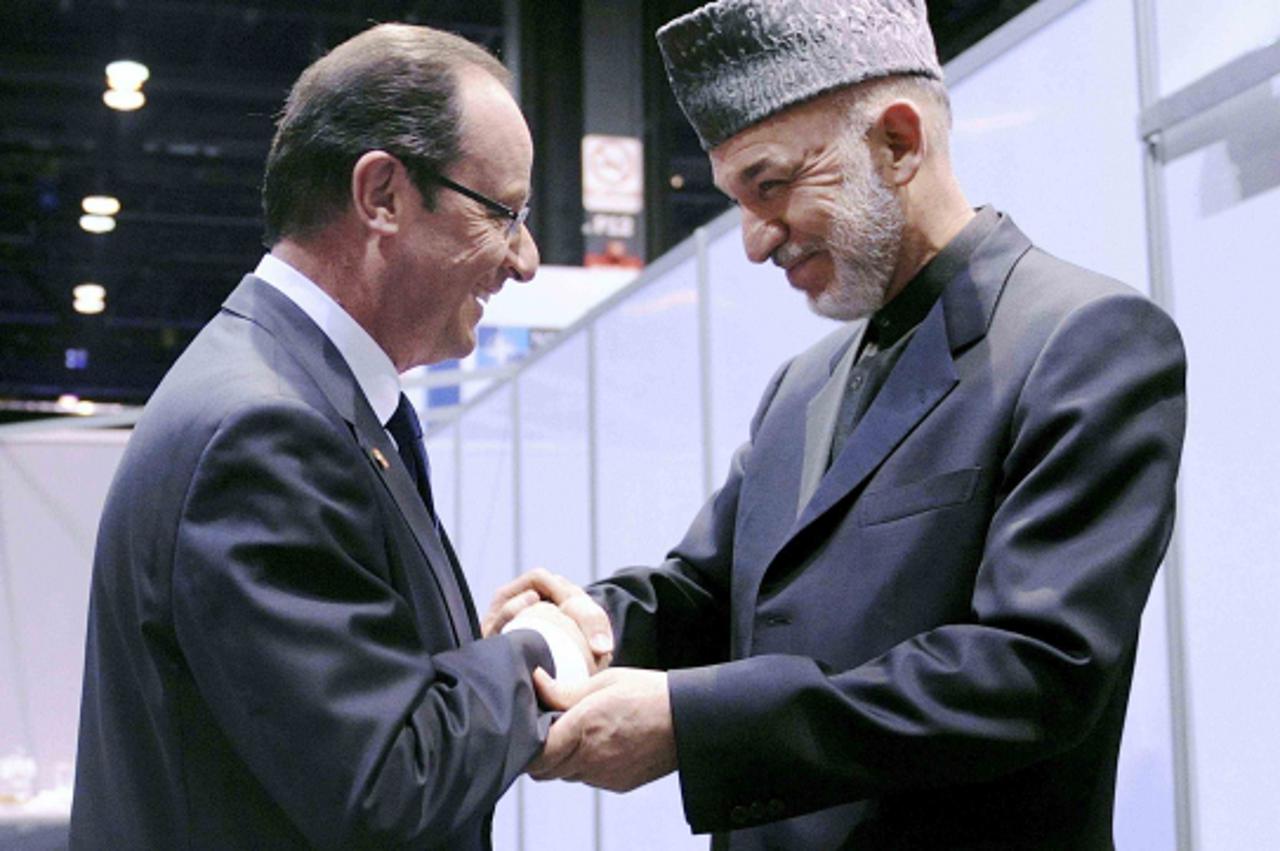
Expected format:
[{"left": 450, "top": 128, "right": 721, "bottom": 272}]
[{"left": 715, "top": 154, "right": 776, "bottom": 198}]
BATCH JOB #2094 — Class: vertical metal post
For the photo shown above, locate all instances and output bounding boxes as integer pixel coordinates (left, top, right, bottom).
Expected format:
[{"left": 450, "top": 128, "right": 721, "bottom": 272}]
[
  {"left": 694, "top": 226, "right": 715, "bottom": 499},
  {"left": 585, "top": 323, "right": 603, "bottom": 851},
  {"left": 1133, "top": 1, "right": 1195, "bottom": 849}
]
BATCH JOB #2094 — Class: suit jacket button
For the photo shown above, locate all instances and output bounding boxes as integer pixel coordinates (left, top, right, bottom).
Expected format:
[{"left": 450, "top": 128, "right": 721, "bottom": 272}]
[
  {"left": 749, "top": 801, "right": 766, "bottom": 821},
  {"left": 730, "top": 805, "right": 749, "bottom": 825},
  {"left": 767, "top": 799, "right": 786, "bottom": 818}
]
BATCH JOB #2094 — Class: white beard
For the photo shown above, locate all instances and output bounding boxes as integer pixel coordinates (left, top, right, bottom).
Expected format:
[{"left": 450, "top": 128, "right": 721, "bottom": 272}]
[{"left": 810, "top": 135, "right": 906, "bottom": 321}]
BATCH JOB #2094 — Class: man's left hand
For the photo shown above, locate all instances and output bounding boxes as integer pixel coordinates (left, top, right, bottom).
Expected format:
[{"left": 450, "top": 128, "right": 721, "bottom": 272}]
[{"left": 528, "top": 667, "right": 677, "bottom": 792}]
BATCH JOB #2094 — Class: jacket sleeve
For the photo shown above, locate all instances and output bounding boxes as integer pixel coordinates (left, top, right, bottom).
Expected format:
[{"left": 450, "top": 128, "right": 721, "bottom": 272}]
[
  {"left": 171, "top": 398, "right": 552, "bottom": 849},
  {"left": 669, "top": 295, "right": 1186, "bottom": 831}
]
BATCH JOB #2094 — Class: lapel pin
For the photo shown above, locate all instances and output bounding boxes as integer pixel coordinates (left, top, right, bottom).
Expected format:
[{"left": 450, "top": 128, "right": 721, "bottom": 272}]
[{"left": 371, "top": 447, "right": 390, "bottom": 470}]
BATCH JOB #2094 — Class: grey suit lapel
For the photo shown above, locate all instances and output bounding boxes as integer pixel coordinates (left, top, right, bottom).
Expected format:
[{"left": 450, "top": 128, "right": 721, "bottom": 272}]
[
  {"left": 222, "top": 276, "right": 476, "bottom": 645},
  {"left": 798, "top": 319, "right": 867, "bottom": 515},
  {"left": 758, "top": 213, "right": 1033, "bottom": 582}
]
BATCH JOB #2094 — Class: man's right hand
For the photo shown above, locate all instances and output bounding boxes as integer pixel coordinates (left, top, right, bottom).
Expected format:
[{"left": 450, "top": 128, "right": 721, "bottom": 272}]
[{"left": 484, "top": 568, "right": 614, "bottom": 668}]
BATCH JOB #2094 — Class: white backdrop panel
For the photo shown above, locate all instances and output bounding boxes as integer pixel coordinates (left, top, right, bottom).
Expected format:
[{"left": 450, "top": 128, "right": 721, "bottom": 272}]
[
  {"left": 948, "top": 2, "right": 1174, "bottom": 845},
  {"left": 949, "top": 0, "right": 1148, "bottom": 293},
  {"left": 455, "top": 387, "right": 519, "bottom": 850},
  {"left": 1163, "top": 73, "right": 1280, "bottom": 851},
  {"left": 594, "top": 263, "right": 705, "bottom": 851},
  {"left": 0, "top": 430, "right": 127, "bottom": 801},
  {"left": 515, "top": 334, "right": 595, "bottom": 851},
  {"left": 1155, "top": 0, "right": 1280, "bottom": 95}
]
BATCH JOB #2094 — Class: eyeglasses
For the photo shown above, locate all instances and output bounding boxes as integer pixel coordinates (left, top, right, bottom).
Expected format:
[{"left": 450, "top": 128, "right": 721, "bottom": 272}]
[{"left": 433, "top": 174, "right": 530, "bottom": 240}]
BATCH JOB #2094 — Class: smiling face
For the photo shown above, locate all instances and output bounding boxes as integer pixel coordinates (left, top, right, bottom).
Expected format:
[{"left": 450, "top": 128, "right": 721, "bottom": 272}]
[
  {"left": 710, "top": 92, "right": 905, "bottom": 320},
  {"left": 388, "top": 66, "right": 539, "bottom": 367}
]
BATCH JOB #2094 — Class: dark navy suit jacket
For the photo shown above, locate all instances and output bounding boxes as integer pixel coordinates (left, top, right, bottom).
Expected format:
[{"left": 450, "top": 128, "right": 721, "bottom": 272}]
[
  {"left": 593, "top": 214, "right": 1187, "bottom": 849},
  {"left": 71, "top": 276, "right": 552, "bottom": 849}
]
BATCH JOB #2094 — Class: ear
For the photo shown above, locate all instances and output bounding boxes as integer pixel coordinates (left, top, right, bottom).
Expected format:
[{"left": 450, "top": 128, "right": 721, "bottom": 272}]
[
  {"left": 350, "top": 150, "right": 403, "bottom": 236},
  {"left": 871, "top": 100, "right": 926, "bottom": 187}
]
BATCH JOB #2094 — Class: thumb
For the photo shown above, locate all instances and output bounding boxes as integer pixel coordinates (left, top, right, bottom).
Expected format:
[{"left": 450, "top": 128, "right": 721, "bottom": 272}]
[{"left": 533, "top": 667, "right": 580, "bottom": 711}]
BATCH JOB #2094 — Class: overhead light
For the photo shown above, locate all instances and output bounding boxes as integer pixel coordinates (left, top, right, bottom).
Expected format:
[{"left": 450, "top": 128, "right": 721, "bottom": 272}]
[
  {"left": 82, "top": 195, "right": 121, "bottom": 216},
  {"left": 105, "top": 60, "right": 150, "bottom": 91},
  {"left": 74, "top": 283, "right": 107, "bottom": 315},
  {"left": 103, "top": 89, "right": 146, "bottom": 112},
  {"left": 79, "top": 214, "right": 116, "bottom": 234}
]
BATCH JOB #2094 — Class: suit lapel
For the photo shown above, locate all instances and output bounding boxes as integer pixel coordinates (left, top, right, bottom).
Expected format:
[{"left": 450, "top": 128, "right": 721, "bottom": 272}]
[
  {"left": 223, "top": 276, "right": 478, "bottom": 646},
  {"left": 752, "top": 212, "right": 1034, "bottom": 592},
  {"left": 792, "top": 302, "right": 957, "bottom": 536}
]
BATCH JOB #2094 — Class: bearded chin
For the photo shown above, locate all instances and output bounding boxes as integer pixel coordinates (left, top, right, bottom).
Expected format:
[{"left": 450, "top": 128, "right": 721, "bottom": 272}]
[{"left": 810, "top": 144, "right": 906, "bottom": 321}]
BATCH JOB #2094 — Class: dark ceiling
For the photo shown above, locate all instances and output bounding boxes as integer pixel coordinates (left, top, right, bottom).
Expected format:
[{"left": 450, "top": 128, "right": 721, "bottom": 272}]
[{"left": 0, "top": 0, "right": 1033, "bottom": 418}]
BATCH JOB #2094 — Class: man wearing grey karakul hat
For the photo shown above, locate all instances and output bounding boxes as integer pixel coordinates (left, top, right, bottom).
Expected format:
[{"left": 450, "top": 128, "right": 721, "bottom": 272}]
[{"left": 496, "top": 1, "right": 1188, "bottom": 848}]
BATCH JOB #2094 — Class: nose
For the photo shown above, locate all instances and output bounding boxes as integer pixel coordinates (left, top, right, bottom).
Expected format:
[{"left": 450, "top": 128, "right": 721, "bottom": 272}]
[
  {"left": 506, "top": 224, "right": 540, "bottom": 283},
  {"left": 741, "top": 207, "right": 786, "bottom": 265}
]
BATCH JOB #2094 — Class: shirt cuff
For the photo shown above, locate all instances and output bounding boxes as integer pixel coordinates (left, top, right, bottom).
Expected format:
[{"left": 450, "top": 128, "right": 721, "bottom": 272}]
[{"left": 502, "top": 615, "right": 589, "bottom": 687}]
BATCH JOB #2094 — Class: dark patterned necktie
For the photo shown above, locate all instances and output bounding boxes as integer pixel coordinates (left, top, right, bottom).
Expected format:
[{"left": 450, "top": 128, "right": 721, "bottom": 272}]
[{"left": 385, "top": 393, "right": 439, "bottom": 526}]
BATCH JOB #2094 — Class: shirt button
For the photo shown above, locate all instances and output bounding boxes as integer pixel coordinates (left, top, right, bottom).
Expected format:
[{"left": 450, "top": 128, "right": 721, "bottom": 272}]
[{"left": 850, "top": 374, "right": 864, "bottom": 388}]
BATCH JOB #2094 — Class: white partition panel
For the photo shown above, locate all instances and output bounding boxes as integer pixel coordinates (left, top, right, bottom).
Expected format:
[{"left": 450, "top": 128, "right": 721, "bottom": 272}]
[
  {"left": 705, "top": 215, "right": 835, "bottom": 486},
  {"left": 0, "top": 430, "right": 127, "bottom": 809},
  {"left": 455, "top": 387, "right": 519, "bottom": 850},
  {"left": 948, "top": 3, "right": 1175, "bottom": 845},
  {"left": 1163, "top": 73, "right": 1280, "bottom": 851},
  {"left": 594, "top": 264, "right": 705, "bottom": 851},
  {"left": 1155, "top": 0, "right": 1280, "bottom": 95},
  {"left": 949, "top": 0, "right": 1148, "bottom": 293},
  {"left": 515, "top": 334, "right": 596, "bottom": 851}
]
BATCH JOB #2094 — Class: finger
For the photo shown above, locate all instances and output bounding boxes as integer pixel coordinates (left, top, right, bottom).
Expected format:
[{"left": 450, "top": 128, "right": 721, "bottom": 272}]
[
  {"left": 532, "top": 666, "right": 577, "bottom": 711},
  {"left": 560, "top": 594, "right": 614, "bottom": 656},
  {"left": 516, "top": 568, "right": 585, "bottom": 606},
  {"left": 482, "top": 589, "right": 540, "bottom": 637}
]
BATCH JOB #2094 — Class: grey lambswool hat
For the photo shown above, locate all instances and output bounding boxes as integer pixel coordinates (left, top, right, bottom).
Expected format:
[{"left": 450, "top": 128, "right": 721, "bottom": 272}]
[{"left": 656, "top": 0, "right": 944, "bottom": 150}]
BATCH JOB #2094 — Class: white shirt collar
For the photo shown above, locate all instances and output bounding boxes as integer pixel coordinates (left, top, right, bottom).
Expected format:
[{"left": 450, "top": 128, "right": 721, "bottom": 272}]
[{"left": 253, "top": 253, "right": 402, "bottom": 426}]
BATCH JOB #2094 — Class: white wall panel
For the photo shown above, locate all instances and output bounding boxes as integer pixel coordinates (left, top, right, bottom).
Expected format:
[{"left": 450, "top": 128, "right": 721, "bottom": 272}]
[
  {"left": 515, "top": 334, "right": 596, "bottom": 851},
  {"left": 0, "top": 430, "right": 126, "bottom": 804},
  {"left": 949, "top": 2, "right": 1175, "bottom": 844},
  {"left": 1155, "top": 0, "right": 1280, "bottom": 95},
  {"left": 1163, "top": 72, "right": 1280, "bottom": 851},
  {"left": 594, "top": 266, "right": 705, "bottom": 851},
  {"left": 455, "top": 387, "right": 519, "bottom": 850},
  {"left": 950, "top": 0, "right": 1148, "bottom": 293}
]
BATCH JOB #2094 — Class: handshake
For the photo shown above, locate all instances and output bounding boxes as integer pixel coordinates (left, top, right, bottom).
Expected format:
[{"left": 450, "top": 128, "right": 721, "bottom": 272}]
[{"left": 480, "top": 569, "right": 677, "bottom": 793}]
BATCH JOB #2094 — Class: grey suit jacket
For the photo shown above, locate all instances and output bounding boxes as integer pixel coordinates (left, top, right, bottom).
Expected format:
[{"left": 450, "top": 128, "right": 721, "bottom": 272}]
[
  {"left": 71, "top": 276, "right": 552, "bottom": 850},
  {"left": 592, "top": 213, "right": 1187, "bottom": 849}
]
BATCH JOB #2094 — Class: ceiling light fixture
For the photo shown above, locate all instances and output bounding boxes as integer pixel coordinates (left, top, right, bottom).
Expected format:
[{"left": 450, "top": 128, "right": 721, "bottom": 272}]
[
  {"left": 103, "top": 89, "right": 146, "bottom": 111},
  {"left": 73, "top": 283, "right": 107, "bottom": 315},
  {"left": 81, "top": 195, "right": 121, "bottom": 216},
  {"left": 105, "top": 59, "right": 150, "bottom": 91},
  {"left": 79, "top": 214, "right": 117, "bottom": 234}
]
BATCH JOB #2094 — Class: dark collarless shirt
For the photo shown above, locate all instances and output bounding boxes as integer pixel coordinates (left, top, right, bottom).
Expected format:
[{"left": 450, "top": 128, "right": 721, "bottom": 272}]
[{"left": 829, "top": 207, "right": 999, "bottom": 466}]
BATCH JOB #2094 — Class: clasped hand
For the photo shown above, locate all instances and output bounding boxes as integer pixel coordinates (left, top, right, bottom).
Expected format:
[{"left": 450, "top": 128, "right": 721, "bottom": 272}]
[{"left": 483, "top": 569, "right": 677, "bottom": 793}]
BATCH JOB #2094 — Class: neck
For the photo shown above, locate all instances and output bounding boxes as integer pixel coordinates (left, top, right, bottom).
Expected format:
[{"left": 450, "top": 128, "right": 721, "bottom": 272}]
[
  {"left": 885, "top": 169, "right": 974, "bottom": 302},
  {"left": 271, "top": 233, "right": 403, "bottom": 366}
]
